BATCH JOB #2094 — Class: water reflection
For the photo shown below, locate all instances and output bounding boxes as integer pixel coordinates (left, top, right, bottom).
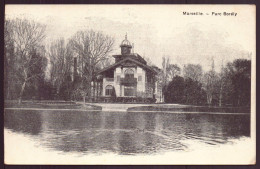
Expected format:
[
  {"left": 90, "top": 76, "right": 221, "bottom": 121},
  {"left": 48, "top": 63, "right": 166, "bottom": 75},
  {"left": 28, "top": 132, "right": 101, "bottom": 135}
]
[{"left": 4, "top": 110, "right": 250, "bottom": 155}]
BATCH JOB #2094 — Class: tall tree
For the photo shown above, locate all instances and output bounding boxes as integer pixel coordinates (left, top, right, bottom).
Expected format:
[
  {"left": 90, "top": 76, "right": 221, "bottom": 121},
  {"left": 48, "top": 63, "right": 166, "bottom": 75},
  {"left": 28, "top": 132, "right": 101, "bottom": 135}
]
[
  {"left": 5, "top": 18, "right": 47, "bottom": 103},
  {"left": 23, "top": 47, "right": 48, "bottom": 99},
  {"left": 218, "top": 60, "right": 225, "bottom": 107},
  {"left": 203, "top": 59, "right": 218, "bottom": 105},
  {"left": 164, "top": 76, "right": 185, "bottom": 103},
  {"left": 48, "top": 38, "right": 73, "bottom": 99},
  {"left": 164, "top": 76, "right": 206, "bottom": 105},
  {"left": 183, "top": 64, "right": 203, "bottom": 82},
  {"left": 224, "top": 59, "right": 251, "bottom": 106},
  {"left": 4, "top": 19, "right": 17, "bottom": 99},
  {"left": 161, "top": 56, "right": 181, "bottom": 101},
  {"left": 183, "top": 78, "right": 206, "bottom": 105},
  {"left": 70, "top": 30, "right": 114, "bottom": 102},
  {"left": 166, "top": 64, "right": 181, "bottom": 81}
]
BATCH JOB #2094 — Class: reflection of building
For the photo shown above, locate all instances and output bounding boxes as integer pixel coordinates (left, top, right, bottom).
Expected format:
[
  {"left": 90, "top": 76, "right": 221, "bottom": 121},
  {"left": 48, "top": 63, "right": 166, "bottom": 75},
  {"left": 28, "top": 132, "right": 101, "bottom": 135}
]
[{"left": 95, "top": 35, "right": 162, "bottom": 103}]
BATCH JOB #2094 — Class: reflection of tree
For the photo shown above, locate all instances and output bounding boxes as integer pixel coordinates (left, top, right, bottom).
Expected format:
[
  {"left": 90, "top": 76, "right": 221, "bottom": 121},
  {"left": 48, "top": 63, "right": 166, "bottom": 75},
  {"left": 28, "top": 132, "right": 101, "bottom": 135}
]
[
  {"left": 183, "top": 114, "right": 250, "bottom": 143},
  {"left": 130, "top": 113, "right": 146, "bottom": 152},
  {"left": 154, "top": 114, "right": 163, "bottom": 134},
  {"left": 117, "top": 113, "right": 136, "bottom": 154},
  {"left": 40, "top": 111, "right": 104, "bottom": 153},
  {"left": 143, "top": 113, "right": 156, "bottom": 131},
  {"left": 6, "top": 111, "right": 250, "bottom": 154},
  {"left": 4, "top": 110, "right": 42, "bottom": 135},
  {"left": 41, "top": 111, "right": 102, "bottom": 131}
]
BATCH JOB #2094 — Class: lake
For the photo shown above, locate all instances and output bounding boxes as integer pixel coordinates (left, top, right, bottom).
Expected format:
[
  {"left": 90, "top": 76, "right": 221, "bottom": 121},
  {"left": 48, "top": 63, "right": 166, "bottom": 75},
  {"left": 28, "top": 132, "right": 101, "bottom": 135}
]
[{"left": 4, "top": 109, "right": 250, "bottom": 158}]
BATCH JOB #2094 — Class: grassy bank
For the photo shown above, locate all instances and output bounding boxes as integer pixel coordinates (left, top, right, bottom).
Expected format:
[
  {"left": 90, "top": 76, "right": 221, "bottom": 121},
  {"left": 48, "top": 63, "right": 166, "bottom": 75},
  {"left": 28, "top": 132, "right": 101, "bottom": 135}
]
[
  {"left": 4, "top": 100, "right": 250, "bottom": 113},
  {"left": 127, "top": 105, "right": 250, "bottom": 113},
  {"left": 4, "top": 101, "right": 102, "bottom": 110}
]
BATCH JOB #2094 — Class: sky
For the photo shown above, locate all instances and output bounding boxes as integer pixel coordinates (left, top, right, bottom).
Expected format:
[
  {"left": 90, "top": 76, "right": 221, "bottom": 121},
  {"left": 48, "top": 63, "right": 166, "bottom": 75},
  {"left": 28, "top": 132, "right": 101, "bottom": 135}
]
[{"left": 5, "top": 5, "right": 255, "bottom": 72}]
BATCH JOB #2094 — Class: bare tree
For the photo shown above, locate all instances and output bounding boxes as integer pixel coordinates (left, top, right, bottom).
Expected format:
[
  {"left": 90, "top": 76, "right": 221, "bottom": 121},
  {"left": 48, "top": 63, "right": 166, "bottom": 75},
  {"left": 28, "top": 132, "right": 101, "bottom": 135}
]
[
  {"left": 202, "top": 58, "right": 221, "bottom": 106},
  {"left": 143, "top": 56, "right": 153, "bottom": 66},
  {"left": 4, "top": 19, "right": 16, "bottom": 99},
  {"left": 48, "top": 38, "right": 73, "bottom": 97},
  {"left": 69, "top": 30, "right": 114, "bottom": 102},
  {"left": 162, "top": 56, "right": 168, "bottom": 87},
  {"left": 218, "top": 60, "right": 224, "bottom": 107},
  {"left": 162, "top": 56, "right": 181, "bottom": 84},
  {"left": 203, "top": 71, "right": 218, "bottom": 105},
  {"left": 160, "top": 56, "right": 181, "bottom": 102},
  {"left": 166, "top": 64, "right": 181, "bottom": 81},
  {"left": 96, "top": 57, "right": 113, "bottom": 70},
  {"left": 183, "top": 64, "right": 203, "bottom": 82},
  {"left": 6, "top": 18, "right": 47, "bottom": 104}
]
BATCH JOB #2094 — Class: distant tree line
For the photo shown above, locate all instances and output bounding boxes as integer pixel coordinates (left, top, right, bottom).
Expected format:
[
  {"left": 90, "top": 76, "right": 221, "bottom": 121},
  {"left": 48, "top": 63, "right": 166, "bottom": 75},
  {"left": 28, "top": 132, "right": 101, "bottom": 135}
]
[
  {"left": 160, "top": 57, "right": 251, "bottom": 107},
  {"left": 4, "top": 18, "right": 251, "bottom": 107},
  {"left": 4, "top": 18, "right": 114, "bottom": 104}
]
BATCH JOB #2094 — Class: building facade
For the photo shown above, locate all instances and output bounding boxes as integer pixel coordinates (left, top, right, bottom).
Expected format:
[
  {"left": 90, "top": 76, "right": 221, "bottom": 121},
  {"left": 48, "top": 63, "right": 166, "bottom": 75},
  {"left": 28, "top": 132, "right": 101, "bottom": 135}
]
[{"left": 94, "top": 35, "right": 162, "bottom": 103}]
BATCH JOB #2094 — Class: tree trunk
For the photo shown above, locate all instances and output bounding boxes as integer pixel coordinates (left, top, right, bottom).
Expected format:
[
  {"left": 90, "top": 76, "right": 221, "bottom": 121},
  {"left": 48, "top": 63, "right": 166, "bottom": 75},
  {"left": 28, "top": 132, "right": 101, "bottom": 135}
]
[
  {"left": 18, "top": 81, "right": 26, "bottom": 104},
  {"left": 83, "top": 95, "right": 86, "bottom": 104},
  {"left": 237, "top": 93, "right": 240, "bottom": 106},
  {"left": 6, "top": 83, "right": 10, "bottom": 100},
  {"left": 56, "top": 86, "right": 60, "bottom": 98},
  {"left": 207, "top": 93, "right": 212, "bottom": 105},
  {"left": 219, "top": 82, "right": 223, "bottom": 107},
  {"left": 93, "top": 81, "right": 96, "bottom": 101}
]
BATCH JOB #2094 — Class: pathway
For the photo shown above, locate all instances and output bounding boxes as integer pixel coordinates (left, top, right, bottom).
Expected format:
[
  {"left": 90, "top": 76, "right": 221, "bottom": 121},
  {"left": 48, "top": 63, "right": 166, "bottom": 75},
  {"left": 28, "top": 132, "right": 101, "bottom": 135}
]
[{"left": 85, "top": 103, "right": 151, "bottom": 112}]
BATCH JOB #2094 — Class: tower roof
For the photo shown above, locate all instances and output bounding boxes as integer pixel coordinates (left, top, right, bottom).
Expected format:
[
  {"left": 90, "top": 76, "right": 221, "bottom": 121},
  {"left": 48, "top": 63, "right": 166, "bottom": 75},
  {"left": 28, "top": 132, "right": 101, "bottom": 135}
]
[{"left": 120, "top": 33, "right": 132, "bottom": 47}]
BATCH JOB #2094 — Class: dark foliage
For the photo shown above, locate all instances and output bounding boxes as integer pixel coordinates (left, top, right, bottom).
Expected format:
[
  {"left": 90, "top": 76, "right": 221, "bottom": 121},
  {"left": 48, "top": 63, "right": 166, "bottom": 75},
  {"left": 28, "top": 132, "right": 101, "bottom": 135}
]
[
  {"left": 23, "top": 49, "right": 48, "bottom": 100},
  {"left": 58, "top": 74, "right": 73, "bottom": 101},
  {"left": 164, "top": 76, "right": 206, "bottom": 105},
  {"left": 164, "top": 76, "right": 185, "bottom": 104},
  {"left": 164, "top": 59, "right": 251, "bottom": 107},
  {"left": 225, "top": 59, "right": 251, "bottom": 106}
]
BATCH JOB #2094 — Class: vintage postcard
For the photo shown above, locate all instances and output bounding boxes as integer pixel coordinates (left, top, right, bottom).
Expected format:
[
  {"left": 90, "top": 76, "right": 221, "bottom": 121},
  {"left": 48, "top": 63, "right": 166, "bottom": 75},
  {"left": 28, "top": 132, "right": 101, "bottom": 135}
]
[{"left": 4, "top": 5, "right": 256, "bottom": 164}]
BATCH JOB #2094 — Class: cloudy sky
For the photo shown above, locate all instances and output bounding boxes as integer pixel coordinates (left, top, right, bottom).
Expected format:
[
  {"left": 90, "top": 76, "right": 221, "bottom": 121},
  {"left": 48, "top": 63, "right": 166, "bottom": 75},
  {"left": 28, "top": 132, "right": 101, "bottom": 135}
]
[{"left": 5, "top": 5, "right": 255, "bottom": 72}]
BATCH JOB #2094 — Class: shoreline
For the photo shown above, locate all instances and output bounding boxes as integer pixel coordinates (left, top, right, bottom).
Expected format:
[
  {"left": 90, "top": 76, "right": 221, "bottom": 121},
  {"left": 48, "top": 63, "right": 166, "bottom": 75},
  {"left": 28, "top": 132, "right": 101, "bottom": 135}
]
[
  {"left": 4, "top": 101, "right": 102, "bottom": 111},
  {"left": 4, "top": 107, "right": 249, "bottom": 115},
  {"left": 127, "top": 105, "right": 250, "bottom": 114},
  {"left": 4, "top": 101, "right": 250, "bottom": 114}
]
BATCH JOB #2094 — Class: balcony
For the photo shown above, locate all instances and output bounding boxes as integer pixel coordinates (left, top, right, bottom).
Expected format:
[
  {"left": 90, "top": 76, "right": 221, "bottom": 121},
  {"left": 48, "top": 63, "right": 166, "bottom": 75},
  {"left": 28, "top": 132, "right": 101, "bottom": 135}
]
[
  {"left": 120, "top": 77, "right": 137, "bottom": 85},
  {"left": 104, "top": 78, "right": 114, "bottom": 82}
]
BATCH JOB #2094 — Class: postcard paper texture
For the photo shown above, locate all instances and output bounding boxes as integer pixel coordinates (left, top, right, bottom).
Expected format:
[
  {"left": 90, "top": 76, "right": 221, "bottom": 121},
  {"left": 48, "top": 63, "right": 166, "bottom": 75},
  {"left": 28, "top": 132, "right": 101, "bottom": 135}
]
[{"left": 4, "top": 5, "right": 256, "bottom": 164}]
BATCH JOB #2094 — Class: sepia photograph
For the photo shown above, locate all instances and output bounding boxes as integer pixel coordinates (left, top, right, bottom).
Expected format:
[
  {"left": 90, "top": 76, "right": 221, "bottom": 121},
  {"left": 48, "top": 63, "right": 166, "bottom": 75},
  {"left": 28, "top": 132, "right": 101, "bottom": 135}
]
[{"left": 4, "top": 5, "right": 256, "bottom": 164}]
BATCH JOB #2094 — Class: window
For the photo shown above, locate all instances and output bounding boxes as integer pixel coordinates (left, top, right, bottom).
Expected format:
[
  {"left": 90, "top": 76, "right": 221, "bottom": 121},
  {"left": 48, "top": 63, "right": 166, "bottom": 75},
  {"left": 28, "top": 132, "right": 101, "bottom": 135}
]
[
  {"left": 105, "top": 85, "right": 113, "bottom": 96},
  {"left": 125, "top": 69, "right": 134, "bottom": 79},
  {"left": 116, "top": 67, "right": 121, "bottom": 73},
  {"left": 147, "top": 75, "right": 151, "bottom": 83},
  {"left": 124, "top": 86, "right": 135, "bottom": 96},
  {"left": 138, "top": 75, "right": 142, "bottom": 81}
]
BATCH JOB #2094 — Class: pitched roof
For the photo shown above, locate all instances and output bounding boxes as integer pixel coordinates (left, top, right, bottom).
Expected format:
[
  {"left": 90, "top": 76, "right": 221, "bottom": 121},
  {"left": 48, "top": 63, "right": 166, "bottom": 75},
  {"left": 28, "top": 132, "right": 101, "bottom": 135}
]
[
  {"left": 97, "top": 57, "right": 157, "bottom": 75},
  {"left": 113, "top": 53, "right": 147, "bottom": 65}
]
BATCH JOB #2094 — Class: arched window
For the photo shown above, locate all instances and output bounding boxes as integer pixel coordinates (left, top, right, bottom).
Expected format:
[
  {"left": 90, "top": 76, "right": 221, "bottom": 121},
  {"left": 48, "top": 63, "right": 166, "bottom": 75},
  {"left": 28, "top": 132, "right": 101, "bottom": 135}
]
[
  {"left": 125, "top": 69, "right": 134, "bottom": 79},
  {"left": 105, "top": 85, "right": 113, "bottom": 96}
]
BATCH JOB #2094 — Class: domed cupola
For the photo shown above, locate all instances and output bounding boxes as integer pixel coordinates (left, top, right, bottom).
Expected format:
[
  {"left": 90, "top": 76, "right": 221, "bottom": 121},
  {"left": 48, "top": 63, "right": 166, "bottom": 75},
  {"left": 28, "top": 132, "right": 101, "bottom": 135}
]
[{"left": 120, "top": 34, "right": 132, "bottom": 55}]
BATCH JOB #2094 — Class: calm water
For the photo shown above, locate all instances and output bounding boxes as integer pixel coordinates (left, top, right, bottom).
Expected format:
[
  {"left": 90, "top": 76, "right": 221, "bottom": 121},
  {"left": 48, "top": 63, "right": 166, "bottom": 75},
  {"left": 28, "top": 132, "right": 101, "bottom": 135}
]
[{"left": 4, "top": 110, "right": 250, "bottom": 155}]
